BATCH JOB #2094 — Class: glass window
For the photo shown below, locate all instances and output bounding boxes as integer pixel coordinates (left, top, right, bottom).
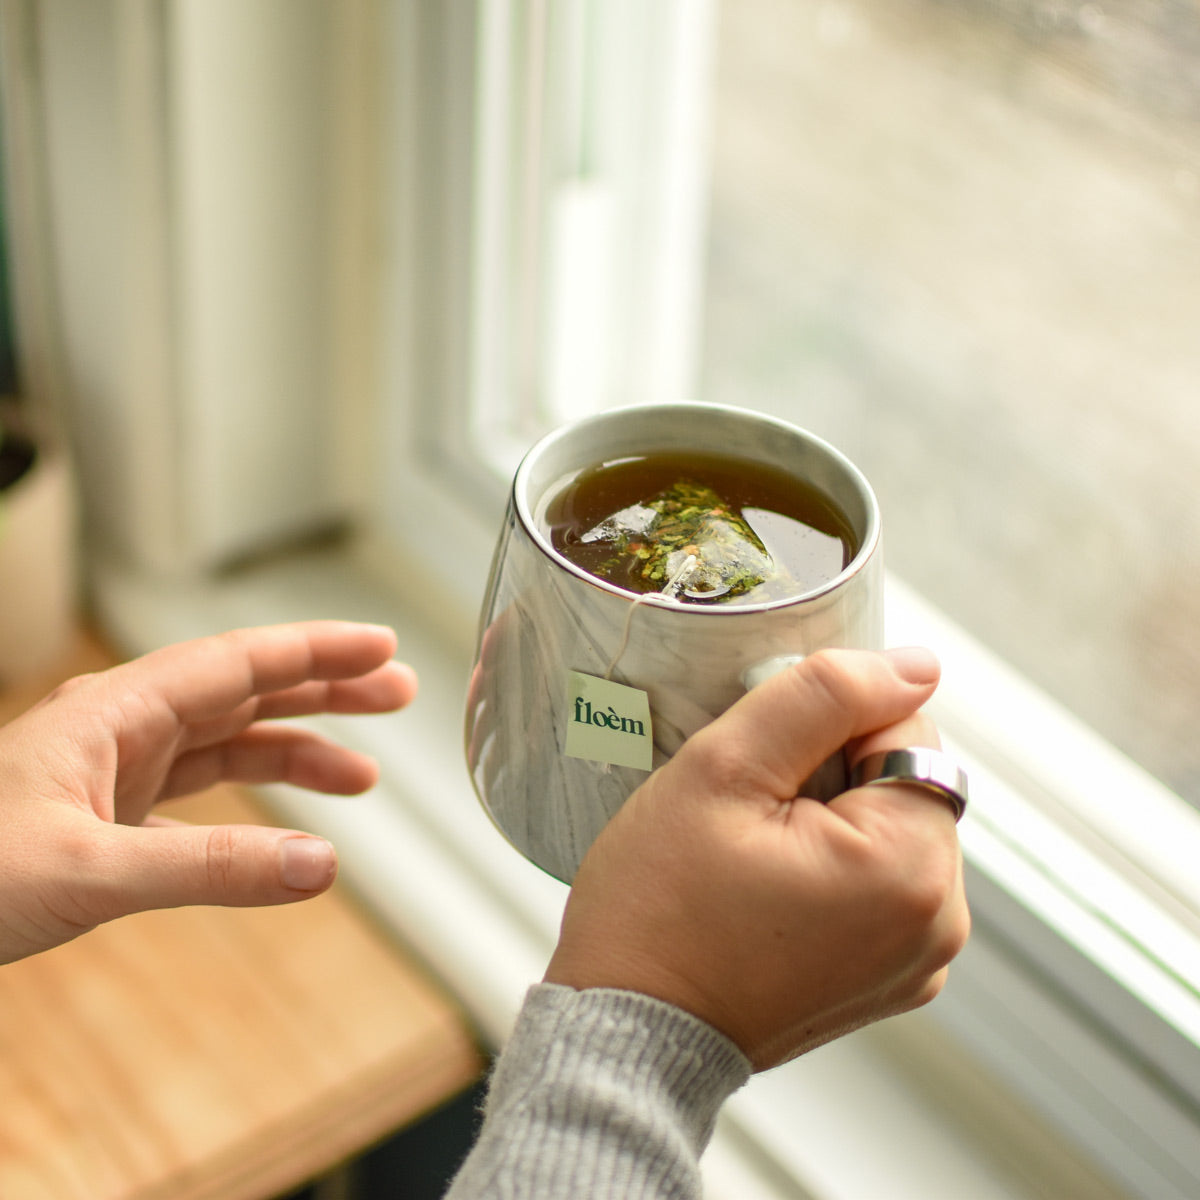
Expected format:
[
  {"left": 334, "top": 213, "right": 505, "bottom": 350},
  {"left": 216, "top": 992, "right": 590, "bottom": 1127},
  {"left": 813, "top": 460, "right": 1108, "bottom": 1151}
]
[{"left": 698, "top": 0, "right": 1200, "bottom": 808}]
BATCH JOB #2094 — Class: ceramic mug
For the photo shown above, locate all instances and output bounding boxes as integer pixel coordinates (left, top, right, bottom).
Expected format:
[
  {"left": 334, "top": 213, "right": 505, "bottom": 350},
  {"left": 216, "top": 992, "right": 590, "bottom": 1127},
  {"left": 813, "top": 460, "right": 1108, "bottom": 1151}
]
[{"left": 464, "top": 402, "right": 883, "bottom": 883}]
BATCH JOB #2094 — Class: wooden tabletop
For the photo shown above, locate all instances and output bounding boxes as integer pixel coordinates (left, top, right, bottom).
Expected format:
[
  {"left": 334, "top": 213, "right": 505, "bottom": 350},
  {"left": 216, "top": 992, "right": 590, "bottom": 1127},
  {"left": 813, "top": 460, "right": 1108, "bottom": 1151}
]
[{"left": 0, "top": 634, "right": 483, "bottom": 1200}]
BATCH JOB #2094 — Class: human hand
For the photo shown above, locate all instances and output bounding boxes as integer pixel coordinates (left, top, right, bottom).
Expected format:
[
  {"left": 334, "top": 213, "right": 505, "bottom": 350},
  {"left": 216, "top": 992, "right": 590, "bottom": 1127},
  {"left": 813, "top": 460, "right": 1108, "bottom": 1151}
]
[
  {"left": 0, "top": 621, "right": 416, "bottom": 964},
  {"left": 544, "top": 647, "right": 970, "bottom": 1071}
]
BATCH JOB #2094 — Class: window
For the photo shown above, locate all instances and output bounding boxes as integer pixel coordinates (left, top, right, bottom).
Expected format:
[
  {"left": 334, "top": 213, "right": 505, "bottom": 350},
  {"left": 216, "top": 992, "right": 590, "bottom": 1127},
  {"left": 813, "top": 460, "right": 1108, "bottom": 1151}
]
[{"left": 701, "top": 0, "right": 1200, "bottom": 814}]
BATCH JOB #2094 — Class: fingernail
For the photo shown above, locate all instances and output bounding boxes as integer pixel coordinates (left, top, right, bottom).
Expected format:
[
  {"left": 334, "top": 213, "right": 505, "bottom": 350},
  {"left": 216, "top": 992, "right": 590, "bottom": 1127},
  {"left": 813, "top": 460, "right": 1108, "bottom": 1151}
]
[
  {"left": 884, "top": 645, "right": 941, "bottom": 686},
  {"left": 279, "top": 836, "right": 337, "bottom": 891}
]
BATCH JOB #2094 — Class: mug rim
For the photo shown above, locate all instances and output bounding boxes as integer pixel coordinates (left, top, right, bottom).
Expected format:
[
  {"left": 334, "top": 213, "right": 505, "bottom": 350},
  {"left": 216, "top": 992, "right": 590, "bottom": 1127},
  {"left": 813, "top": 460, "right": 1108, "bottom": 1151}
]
[{"left": 511, "top": 402, "right": 881, "bottom": 616}]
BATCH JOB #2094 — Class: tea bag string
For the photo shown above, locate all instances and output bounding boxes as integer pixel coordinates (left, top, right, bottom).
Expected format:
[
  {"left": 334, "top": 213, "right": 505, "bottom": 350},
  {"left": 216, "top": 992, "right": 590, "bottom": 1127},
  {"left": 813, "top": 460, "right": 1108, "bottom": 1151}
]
[{"left": 603, "top": 553, "right": 698, "bottom": 681}]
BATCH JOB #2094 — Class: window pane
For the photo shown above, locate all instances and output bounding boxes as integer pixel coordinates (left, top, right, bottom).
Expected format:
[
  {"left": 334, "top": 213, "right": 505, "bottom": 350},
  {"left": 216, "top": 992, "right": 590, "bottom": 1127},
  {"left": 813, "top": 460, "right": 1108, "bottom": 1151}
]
[{"left": 700, "top": 0, "right": 1200, "bottom": 805}]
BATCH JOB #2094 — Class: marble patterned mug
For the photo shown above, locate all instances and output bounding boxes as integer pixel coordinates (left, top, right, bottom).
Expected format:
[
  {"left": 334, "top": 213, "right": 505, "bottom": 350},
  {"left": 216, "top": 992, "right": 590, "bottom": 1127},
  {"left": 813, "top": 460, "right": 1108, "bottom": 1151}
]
[{"left": 464, "top": 403, "right": 883, "bottom": 882}]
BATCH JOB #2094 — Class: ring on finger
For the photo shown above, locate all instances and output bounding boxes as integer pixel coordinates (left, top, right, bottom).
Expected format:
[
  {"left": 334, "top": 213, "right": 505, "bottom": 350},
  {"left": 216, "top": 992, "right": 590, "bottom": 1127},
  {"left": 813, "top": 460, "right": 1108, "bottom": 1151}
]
[{"left": 849, "top": 747, "right": 969, "bottom": 823}]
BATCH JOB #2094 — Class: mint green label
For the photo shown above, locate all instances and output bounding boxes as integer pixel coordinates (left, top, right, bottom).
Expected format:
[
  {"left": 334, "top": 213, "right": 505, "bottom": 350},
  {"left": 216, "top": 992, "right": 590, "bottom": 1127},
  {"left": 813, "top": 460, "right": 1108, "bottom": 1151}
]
[{"left": 564, "top": 670, "right": 653, "bottom": 771}]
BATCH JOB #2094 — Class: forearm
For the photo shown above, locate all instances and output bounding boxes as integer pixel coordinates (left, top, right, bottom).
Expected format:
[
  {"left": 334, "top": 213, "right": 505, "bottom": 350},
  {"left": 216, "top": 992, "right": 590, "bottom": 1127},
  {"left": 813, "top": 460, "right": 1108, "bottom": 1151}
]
[{"left": 444, "top": 983, "right": 750, "bottom": 1200}]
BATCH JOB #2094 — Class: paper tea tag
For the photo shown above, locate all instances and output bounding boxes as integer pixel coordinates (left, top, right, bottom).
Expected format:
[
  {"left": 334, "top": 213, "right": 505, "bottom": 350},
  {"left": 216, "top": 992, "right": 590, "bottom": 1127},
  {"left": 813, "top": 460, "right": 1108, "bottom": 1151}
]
[{"left": 563, "top": 670, "right": 654, "bottom": 771}]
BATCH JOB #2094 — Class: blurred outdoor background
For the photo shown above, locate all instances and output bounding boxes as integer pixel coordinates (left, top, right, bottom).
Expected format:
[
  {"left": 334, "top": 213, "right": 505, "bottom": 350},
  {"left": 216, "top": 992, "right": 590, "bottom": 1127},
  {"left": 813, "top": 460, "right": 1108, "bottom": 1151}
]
[{"left": 699, "top": 0, "right": 1200, "bottom": 805}]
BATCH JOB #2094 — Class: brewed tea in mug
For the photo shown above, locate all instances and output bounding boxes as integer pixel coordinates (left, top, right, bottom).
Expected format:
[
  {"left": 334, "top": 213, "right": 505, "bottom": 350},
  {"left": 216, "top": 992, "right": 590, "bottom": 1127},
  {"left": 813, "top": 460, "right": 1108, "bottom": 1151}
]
[
  {"left": 544, "top": 450, "right": 858, "bottom": 607},
  {"left": 465, "top": 403, "right": 883, "bottom": 882}
]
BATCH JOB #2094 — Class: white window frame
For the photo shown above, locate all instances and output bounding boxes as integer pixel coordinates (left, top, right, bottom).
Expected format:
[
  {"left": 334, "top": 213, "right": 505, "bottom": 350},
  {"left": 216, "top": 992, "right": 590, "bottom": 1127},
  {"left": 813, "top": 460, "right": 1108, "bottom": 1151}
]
[{"left": 3, "top": 2, "right": 1199, "bottom": 1197}]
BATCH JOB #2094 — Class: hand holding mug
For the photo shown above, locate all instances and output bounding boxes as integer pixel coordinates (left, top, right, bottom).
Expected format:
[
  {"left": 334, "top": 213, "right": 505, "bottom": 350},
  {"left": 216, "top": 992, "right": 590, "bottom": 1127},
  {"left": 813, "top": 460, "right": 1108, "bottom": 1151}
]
[{"left": 545, "top": 647, "right": 970, "bottom": 1071}]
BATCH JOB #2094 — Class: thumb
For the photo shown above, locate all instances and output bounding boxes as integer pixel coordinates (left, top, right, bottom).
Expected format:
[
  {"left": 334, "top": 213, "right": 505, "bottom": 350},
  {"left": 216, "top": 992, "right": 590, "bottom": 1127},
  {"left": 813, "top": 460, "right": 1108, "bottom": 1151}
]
[
  {"left": 95, "top": 823, "right": 338, "bottom": 918},
  {"left": 666, "top": 646, "right": 941, "bottom": 806}
]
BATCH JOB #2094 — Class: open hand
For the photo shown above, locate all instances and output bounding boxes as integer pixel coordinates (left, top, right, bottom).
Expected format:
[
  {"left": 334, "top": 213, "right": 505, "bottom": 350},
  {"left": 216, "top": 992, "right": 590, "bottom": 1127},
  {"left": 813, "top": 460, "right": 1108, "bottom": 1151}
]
[{"left": 0, "top": 621, "right": 416, "bottom": 963}]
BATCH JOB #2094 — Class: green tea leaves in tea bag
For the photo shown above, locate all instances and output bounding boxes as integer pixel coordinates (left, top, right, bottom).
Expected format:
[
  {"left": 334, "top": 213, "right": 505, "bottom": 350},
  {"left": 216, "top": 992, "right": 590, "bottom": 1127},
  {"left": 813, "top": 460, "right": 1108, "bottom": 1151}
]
[
  {"left": 581, "top": 479, "right": 776, "bottom": 601},
  {"left": 548, "top": 451, "right": 856, "bottom": 607}
]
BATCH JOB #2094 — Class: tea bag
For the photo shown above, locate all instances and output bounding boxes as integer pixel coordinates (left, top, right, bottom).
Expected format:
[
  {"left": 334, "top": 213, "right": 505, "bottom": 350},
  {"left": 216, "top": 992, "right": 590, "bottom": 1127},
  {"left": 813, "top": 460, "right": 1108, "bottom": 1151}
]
[{"left": 581, "top": 479, "right": 776, "bottom": 601}]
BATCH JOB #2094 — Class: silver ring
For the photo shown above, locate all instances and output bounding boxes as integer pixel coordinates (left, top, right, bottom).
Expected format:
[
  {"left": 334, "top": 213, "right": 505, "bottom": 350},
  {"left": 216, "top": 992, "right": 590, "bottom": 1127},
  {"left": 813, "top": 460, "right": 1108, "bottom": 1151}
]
[{"left": 850, "top": 748, "right": 969, "bottom": 822}]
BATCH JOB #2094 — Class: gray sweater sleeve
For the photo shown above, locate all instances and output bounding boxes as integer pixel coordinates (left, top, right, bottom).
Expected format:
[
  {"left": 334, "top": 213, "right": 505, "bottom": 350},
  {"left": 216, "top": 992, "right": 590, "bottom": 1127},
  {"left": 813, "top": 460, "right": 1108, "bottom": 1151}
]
[{"left": 443, "top": 983, "right": 751, "bottom": 1199}]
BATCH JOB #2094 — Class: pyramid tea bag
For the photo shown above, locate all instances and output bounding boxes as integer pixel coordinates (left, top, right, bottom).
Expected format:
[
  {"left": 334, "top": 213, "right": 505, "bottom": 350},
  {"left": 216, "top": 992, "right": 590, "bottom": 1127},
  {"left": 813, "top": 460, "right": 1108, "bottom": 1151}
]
[
  {"left": 579, "top": 478, "right": 777, "bottom": 602},
  {"left": 545, "top": 450, "right": 858, "bottom": 608}
]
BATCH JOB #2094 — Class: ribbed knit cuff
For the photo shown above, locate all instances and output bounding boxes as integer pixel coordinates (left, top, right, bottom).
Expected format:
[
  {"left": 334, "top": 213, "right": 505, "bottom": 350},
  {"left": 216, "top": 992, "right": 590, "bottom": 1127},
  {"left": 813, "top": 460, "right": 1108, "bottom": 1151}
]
[
  {"left": 490, "top": 983, "right": 751, "bottom": 1143},
  {"left": 445, "top": 983, "right": 750, "bottom": 1200}
]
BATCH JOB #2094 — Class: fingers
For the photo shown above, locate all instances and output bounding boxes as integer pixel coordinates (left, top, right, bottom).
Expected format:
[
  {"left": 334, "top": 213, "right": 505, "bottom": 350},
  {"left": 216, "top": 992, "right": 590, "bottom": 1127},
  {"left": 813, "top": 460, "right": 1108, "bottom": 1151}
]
[
  {"left": 159, "top": 726, "right": 382, "bottom": 800},
  {"left": 115, "top": 621, "right": 404, "bottom": 726},
  {"left": 847, "top": 707, "right": 941, "bottom": 767},
  {"left": 837, "top": 709, "right": 963, "bottom": 831},
  {"left": 250, "top": 660, "right": 418, "bottom": 720},
  {"left": 669, "top": 647, "right": 941, "bottom": 806},
  {"left": 93, "top": 822, "right": 339, "bottom": 918}
]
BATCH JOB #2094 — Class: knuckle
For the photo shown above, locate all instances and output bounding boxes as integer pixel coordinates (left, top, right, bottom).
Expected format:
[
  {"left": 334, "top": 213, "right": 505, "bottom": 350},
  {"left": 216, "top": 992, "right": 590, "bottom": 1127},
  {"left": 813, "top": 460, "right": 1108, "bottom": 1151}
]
[
  {"left": 43, "top": 830, "right": 127, "bottom": 927},
  {"left": 681, "top": 722, "right": 753, "bottom": 795},
  {"left": 204, "top": 826, "right": 244, "bottom": 891},
  {"left": 905, "top": 970, "right": 950, "bottom": 1013},
  {"left": 41, "top": 672, "right": 101, "bottom": 705},
  {"left": 894, "top": 872, "right": 950, "bottom": 925},
  {"left": 795, "top": 648, "right": 869, "bottom": 723},
  {"left": 889, "top": 875, "right": 970, "bottom": 978},
  {"left": 873, "top": 847, "right": 963, "bottom": 934},
  {"left": 940, "top": 903, "right": 973, "bottom": 964}
]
